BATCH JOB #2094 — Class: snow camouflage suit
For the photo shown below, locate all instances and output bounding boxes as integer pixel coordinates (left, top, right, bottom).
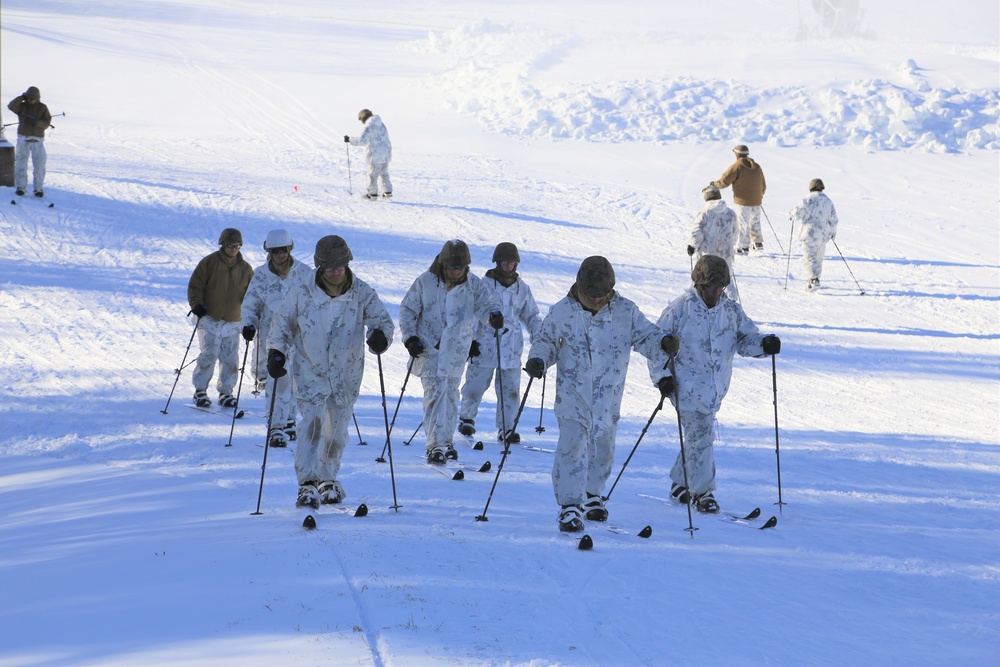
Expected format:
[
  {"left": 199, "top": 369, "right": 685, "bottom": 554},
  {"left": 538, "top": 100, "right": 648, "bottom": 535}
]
[
  {"left": 460, "top": 271, "right": 543, "bottom": 436},
  {"left": 241, "top": 256, "right": 313, "bottom": 430},
  {"left": 268, "top": 269, "right": 394, "bottom": 486},
  {"left": 529, "top": 289, "right": 669, "bottom": 508},
  {"left": 648, "top": 287, "right": 767, "bottom": 497},
  {"left": 689, "top": 198, "right": 740, "bottom": 301},
  {"left": 399, "top": 270, "right": 500, "bottom": 455},
  {"left": 791, "top": 190, "right": 839, "bottom": 283},
  {"left": 349, "top": 114, "right": 392, "bottom": 197},
  {"left": 714, "top": 156, "right": 766, "bottom": 250}
]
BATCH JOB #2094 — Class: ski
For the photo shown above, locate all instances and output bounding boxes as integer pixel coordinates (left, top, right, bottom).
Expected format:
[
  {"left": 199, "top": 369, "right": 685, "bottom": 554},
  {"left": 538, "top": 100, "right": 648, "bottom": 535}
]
[
  {"left": 456, "top": 433, "right": 485, "bottom": 451},
  {"left": 418, "top": 454, "right": 491, "bottom": 479},
  {"left": 603, "top": 523, "right": 654, "bottom": 538},
  {"left": 322, "top": 502, "right": 370, "bottom": 518},
  {"left": 10, "top": 194, "right": 55, "bottom": 208},
  {"left": 515, "top": 444, "right": 556, "bottom": 454},
  {"left": 187, "top": 404, "right": 246, "bottom": 419},
  {"left": 718, "top": 514, "right": 778, "bottom": 530},
  {"left": 637, "top": 492, "right": 769, "bottom": 526}
]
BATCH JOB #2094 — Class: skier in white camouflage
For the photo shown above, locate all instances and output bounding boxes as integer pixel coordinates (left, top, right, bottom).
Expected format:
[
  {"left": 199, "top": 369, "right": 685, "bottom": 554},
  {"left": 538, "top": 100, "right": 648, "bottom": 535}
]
[
  {"left": 266, "top": 235, "right": 394, "bottom": 508},
  {"left": 648, "top": 255, "right": 780, "bottom": 513},
  {"left": 240, "top": 229, "right": 313, "bottom": 447},
  {"left": 688, "top": 184, "right": 740, "bottom": 302},
  {"left": 458, "top": 242, "right": 543, "bottom": 446},
  {"left": 345, "top": 109, "right": 392, "bottom": 200},
  {"left": 399, "top": 239, "right": 503, "bottom": 464},
  {"left": 524, "top": 256, "right": 678, "bottom": 533},
  {"left": 790, "top": 178, "right": 839, "bottom": 291}
]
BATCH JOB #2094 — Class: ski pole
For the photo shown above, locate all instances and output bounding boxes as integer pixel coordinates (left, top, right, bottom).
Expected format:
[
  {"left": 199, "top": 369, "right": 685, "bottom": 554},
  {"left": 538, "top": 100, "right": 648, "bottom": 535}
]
[
  {"left": 225, "top": 337, "right": 251, "bottom": 447},
  {"left": 535, "top": 372, "right": 547, "bottom": 434},
  {"left": 252, "top": 340, "right": 262, "bottom": 396},
  {"left": 760, "top": 206, "right": 786, "bottom": 255},
  {"left": 403, "top": 420, "right": 423, "bottom": 446},
  {"left": 161, "top": 313, "right": 202, "bottom": 414},
  {"left": 668, "top": 356, "right": 697, "bottom": 537},
  {"left": 832, "top": 239, "right": 866, "bottom": 295},
  {"left": 771, "top": 353, "right": 787, "bottom": 511},
  {"left": 476, "top": 375, "right": 534, "bottom": 522},
  {"left": 603, "top": 395, "right": 665, "bottom": 503},
  {"left": 376, "top": 354, "right": 402, "bottom": 511},
  {"left": 493, "top": 327, "right": 515, "bottom": 451},
  {"left": 378, "top": 357, "right": 414, "bottom": 462},
  {"left": 784, "top": 216, "right": 795, "bottom": 290},
  {"left": 352, "top": 412, "right": 367, "bottom": 446},
  {"left": 345, "top": 142, "right": 353, "bottom": 195},
  {"left": 251, "top": 374, "right": 281, "bottom": 515}
]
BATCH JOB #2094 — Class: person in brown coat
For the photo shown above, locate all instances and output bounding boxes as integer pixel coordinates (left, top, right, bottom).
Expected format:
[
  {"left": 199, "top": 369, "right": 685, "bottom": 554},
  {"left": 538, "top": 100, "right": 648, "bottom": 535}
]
[
  {"left": 712, "top": 144, "right": 767, "bottom": 254},
  {"left": 6, "top": 86, "right": 52, "bottom": 197},
  {"left": 187, "top": 228, "right": 254, "bottom": 408}
]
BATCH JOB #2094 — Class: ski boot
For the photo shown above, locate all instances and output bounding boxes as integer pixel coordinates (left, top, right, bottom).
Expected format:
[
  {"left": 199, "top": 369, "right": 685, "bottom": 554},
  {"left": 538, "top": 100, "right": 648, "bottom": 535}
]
[
  {"left": 284, "top": 420, "right": 297, "bottom": 442},
  {"left": 193, "top": 390, "right": 211, "bottom": 408},
  {"left": 694, "top": 492, "right": 719, "bottom": 514},
  {"left": 458, "top": 419, "right": 476, "bottom": 437},
  {"left": 268, "top": 428, "right": 288, "bottom": 448},
  {"left": 318, "top": 480, "right": 345, "bottom": 505},
  {"left": 498, "top": 429, "right": 521, "bottom": 445},
  {"left": 670, "top": 483, "right": 690, "bottom": 505},
  {"left": 427, "top": 447, "right": 448, "bottom": 464},
  {"left": 296, "top": 482, "right": 320, "bottom": 509},
  {"left": 218, "top": 393, "right": 238, "bottom": 408},
  {"left": 558, "top": 505, "right": 585, "bottom": 533},
  {"left": 583, "top": 492, "right": 608, "bottom": 522}
]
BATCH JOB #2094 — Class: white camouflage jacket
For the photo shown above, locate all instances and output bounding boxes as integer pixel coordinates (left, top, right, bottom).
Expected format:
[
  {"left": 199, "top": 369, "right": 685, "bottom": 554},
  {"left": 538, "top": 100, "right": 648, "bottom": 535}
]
[
  {"left": 791, "top": 191, "right": 839, "bottom": 245},
  {"left": 689, "top": 199, "right": 739, "bottom": 263},
  {"left": 469, "top": 272, "right": 543, "bottom": 371},
  {"left": 529, "top": 290, "right": 668, "bottom": 428},
  {"left": 350, "top": 114, "right": 392, "bottom": 165},
  {"left": 241, "top": 257, "right": 313, "bottom": 335},
  {"left": 268, "top": 270, "right": 394, "bottom": 407},
  {"left": 648, "top": 287, "right": 766, "bottom": 415},
  {"left": 399, "top": 271, "right": 501, "bottom": 379}
]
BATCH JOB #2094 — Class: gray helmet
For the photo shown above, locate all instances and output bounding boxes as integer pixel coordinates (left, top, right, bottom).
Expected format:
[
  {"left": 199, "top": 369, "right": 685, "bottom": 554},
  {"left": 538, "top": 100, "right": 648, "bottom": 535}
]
[
  {"left": 358, "top": 109, "right": 373, "bottom": 122},
  {"left": 733, "top": 144, "right": 750, "bottom": 156},
  {"left": 702, "top": 184, "right": 721, "bottom": 201},
  {"left": 218, "top": 228, "right": 243, "bottom": 246},
  {"left": 492, "top": 242, "right": 520, "bottom": 263},
  {"left": 691, "top": 254, "right": 730, "bottom": 288},
  {"left": 314, "top": 235, "right": 353, "bottom": 269},
  {"left": 576, "top": 256, "right": 615, "bottom": 297},
  {"left": 809, "top": 178, "right": 825, "bottom": 192}
]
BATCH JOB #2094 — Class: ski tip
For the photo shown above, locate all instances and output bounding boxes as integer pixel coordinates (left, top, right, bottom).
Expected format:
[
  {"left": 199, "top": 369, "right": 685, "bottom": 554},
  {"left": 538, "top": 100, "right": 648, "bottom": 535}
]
[
  {"left": 474, "top": 440, "right": 484, "bottom": 450},
  {"left": 578, "top": 534, "right": 594, "bottom": 550},
  {"left": 746, "top": 507, "right": 762, "bottom": 520},
  {"left": 235, "top": 410, "right": 245, "bottom": 419},
  {"left": 761, "top": 516, "right": 778, "bottom": 529},
  {"left": 302, "top": 514, "right": 317, "bottom": 530},
  {"left": 9, "top": 199, "right": 16, "bottom": 205},
  {"left": 638, "top": 525, "right": 653, "bottom": 539},
  {"left": 478, "top": 461, "right": 492, "bottom": 473},
  {"left": 452, "top": 469, "right": 465, "bottom": 480},
  {"left": 48, "top": 202, "right": 54, "bottom": 208},
  {"left": 354, "top": 503, "right": 369, "bottom": 518}
]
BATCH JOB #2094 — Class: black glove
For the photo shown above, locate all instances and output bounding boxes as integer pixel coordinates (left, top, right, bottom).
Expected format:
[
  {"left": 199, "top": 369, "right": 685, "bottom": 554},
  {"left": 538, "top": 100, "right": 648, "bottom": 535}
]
[
  {"left": 367, "top": 329, "right": 389, "bottom": 354},
  {"left": 344, "top": 135, "right": 350, "bottom": 143},
  {"left": 404, "top": 335, "right": 424, "bottom": 358},
  {"left": 660, "top": 335, "right": 680, "bottom": 355},
  {"left": 762, "top": 335, "right": 781, "bottom": 355},
  {"left": 267, "top": 349, "right": 287, "bottom": 378},
  {"left": 657, "top": 376, "right": 675, "bottom": 397},
  {"left": 191, "top": 304, "right": 208, "bottom": 318},
  {"left": 469, "top": 340, "right": 481, "bottom": 358},
  {"left": 687, "top": 245, "right": 695, "bottom": 257},
  {"left": 524, "top": 357, "right": 545, "bottom": 379},
  {"left": 488, "top": 311, "right": 504, "bottom": 330},
  {"left": 242, "top": 325, "right": 256, "bottom": 342}
]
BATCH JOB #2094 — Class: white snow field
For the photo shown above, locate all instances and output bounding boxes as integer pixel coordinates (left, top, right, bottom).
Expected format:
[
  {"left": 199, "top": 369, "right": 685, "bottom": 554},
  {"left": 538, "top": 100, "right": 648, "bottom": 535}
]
[{"left": 1, "top": 1, "right": 998, "bottom": 665}]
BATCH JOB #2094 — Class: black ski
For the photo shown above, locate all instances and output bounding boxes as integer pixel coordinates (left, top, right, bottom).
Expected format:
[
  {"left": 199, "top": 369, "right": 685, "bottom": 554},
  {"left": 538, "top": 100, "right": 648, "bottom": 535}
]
[
  {"left": 187, "top": 404, "right": 246, "bottom": 419},
  {"left": 10, "top": 194, "right": 55, "bottom": 208},
  {"left": 638, "top": 492, "right": 774, "bottom": 528}
]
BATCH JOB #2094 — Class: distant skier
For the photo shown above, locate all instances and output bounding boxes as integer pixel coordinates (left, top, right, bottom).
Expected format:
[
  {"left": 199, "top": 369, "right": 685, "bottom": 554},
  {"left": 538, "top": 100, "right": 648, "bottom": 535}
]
[
  {"left": 240, "top": 229, "right": 313, "bottom": 446},
  {"left": 790, "top": 178, "right": 839, "bottom": 291},
  {"left": 345, "top": 109, "right": 392, "bottom": 199},
  {"left": 712, "top": 144, "right": 767, "bottom": 255},
  {"left": 458, "top": 242, "right": 543, "bottom": 445},
  {"left": 6, "top": 86, "right": 52, "bottom": 197},
  {"left": 187, "top": 229, "right": 254, "bottom": 409},
  {"left": 688, "top": 184, "right": 739, "bottom": 302},
  {"left": 648, "top": 255, "right": 780, "bottom": 514},
  {"left": 525, "top": 256, "right": 677, "bottom": 532},
  {"left": 266, "top": 235, "right": 394, "bottom": 508},
  {"left": 399, "top": 240, "right": 503, "bottom": 464}
]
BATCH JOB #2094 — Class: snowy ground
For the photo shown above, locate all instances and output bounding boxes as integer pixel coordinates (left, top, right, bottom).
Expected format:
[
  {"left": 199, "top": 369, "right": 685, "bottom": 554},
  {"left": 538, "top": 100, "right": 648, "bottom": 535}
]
[{"left": 1, "top": 1, "right": 998, "bottom": 665}]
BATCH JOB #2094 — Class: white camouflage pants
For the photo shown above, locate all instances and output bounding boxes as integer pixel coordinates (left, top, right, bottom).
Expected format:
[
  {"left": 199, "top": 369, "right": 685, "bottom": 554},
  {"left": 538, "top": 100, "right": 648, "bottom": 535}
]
[
  {"left": 801, "top": 236, "right": 829, "bottom": 282},
  {"left": 294, "top": 395, "right": 351, "bottom": 485},
  {"left": 262, "top": 362, "right": 296, "bottom": 428},
  {"left": 552, "top": 417, "right": 618, "bottom": 507},
  {"left": 671, "top": 410, "right": 717, "bottom": 497},
  {"left": 459, "top": 365, "right": 522, "bottom": 434},
  {"left": 734, "top": 204, "right": 763, "bottom": 249},
  {"left": 15, "top": 136, "right": 46, "bottom": 193},
  {"left": 366, "top": 161, "right": 392, "bottom": 196},
  {"left": 192, "top": 317, "right": 240, "bottom": 397},
  {"left": 420, "top": 375, "right": 460, "bottom": 453}
]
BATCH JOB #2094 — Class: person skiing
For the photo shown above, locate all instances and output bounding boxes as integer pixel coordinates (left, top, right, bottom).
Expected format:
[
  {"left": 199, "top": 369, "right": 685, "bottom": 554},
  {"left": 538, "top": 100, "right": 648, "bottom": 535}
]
[
  {"left": 187, "top": 228, "right": 254, "bottom": 409},
  {"left": 6, "top": 86, "right": 52, "bottom": 197},
  {"left": 240, "top": 229, "right": 313, "bottom": 447},
  {"left": 688, "top": 184, "right": 740, "bottom": 302},
  {"left": 345, "top": 108, "right": 392, "bottom": 200},
  {"left": 524, "top": 256, "right": 678, "bottom": 532},
  {"left": 712, "top": 144, "right": 767, "bottom": 255},
  {"left": 648, "top": 254, "right": 780, "bottom": 513},
  {"left": 790, "top": 178, "right": 839, "bottom": 291},
  {"left": 266, "top": 235, "right": 394, "bottom": 508},
  {"left": 458, "top": 242, "right": 543, "bottom": 445},
  {"left": 399, "top": 239, "right": 503, "bottom": 464}
]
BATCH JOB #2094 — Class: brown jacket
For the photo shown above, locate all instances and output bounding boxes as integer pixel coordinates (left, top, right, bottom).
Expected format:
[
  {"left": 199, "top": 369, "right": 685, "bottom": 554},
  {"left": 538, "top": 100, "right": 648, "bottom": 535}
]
[
  {"left": 714, "top": 157, "right": 766, "bottom": 207},
  {"left": 7, "top": 96, "right": 51, "bottom": 138},
  {"left": 187, "top": 250, "right": 253, "bottom": 322}
]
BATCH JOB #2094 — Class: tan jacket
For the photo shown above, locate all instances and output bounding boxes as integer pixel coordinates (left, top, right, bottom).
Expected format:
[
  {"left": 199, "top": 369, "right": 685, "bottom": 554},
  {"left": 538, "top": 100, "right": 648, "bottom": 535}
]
[
  {"left": 187, "top": 249, "right": 253, "bottom": 322},
  {"left": 714, "top": 157, "right": 766, "bottom": 207},
  {"left": 7, "top": 96, "right": 51, "bottom": 138}
]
